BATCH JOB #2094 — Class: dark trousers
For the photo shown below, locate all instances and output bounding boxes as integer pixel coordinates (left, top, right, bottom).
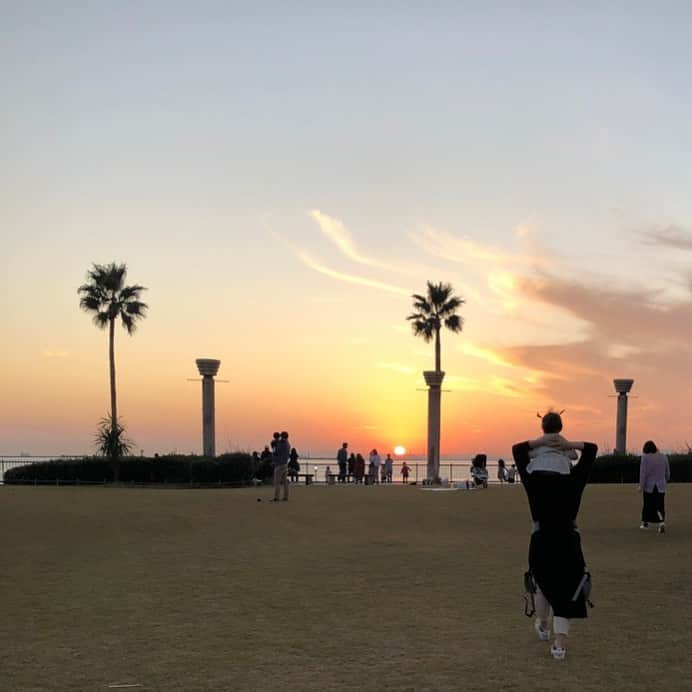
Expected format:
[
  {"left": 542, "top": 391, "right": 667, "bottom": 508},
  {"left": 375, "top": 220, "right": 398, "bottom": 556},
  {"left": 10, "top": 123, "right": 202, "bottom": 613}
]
[
  {"left": 529, "top": 528, "right": 588, "bottom": 620},
  {"left": 642, "top": 486, "right": 665, "bottom": 523}
]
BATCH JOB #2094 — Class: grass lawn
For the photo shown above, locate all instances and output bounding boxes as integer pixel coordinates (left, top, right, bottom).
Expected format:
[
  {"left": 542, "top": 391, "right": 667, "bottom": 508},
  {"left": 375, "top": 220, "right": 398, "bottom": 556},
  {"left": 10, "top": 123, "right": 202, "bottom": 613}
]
[{"left": 1, "top": 483, "right": 691, "bottom": 691}]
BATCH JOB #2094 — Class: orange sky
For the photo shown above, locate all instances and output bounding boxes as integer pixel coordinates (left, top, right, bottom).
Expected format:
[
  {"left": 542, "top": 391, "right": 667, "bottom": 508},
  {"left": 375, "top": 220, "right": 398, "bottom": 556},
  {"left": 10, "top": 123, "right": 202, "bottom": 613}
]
[
  {"left": 3, "top": 224, "right": 690, "bottom": 458},
  {"left": 4, "top": 5, "right": 692, "bottom": 457}
]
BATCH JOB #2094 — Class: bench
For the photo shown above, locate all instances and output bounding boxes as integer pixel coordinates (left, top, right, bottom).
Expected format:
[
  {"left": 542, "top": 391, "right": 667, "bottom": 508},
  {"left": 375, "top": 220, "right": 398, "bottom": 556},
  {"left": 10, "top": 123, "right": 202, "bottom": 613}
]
[
  {"left": 327, "top": 473, "right": 374, "bottom": 485},
  {"left": 291, "top": 473, "right": 314, "bottom": 485}
]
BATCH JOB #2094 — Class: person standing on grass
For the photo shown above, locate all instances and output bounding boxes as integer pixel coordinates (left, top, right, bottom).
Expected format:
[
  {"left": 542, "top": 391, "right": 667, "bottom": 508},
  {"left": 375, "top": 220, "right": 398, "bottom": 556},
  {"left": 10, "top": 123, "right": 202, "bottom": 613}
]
[
  {"left": 271, "top": 431, "right": 291, "bottom": 502},
  {"left": 385, "top": 454, "right": 394, "bottom": 483},
  {"left": 369, "top": 449, "right": 381, "bottom": 484},
  {"left": 512, "top": 419, "right": 597, "bottom": 661},
  {"left": 288, "top": 446, "right": 300, "bottom": 483},
  {"left": 639, "top": 440, "right": 670, "bottom": 533},
  {"left": 347, "top": 452, "right": 355, "bottom": 481},
  {"left": 337, "top": 442, "right": 348, "bottom": 483},
  {"left": 355, "top": 453, "right": 365, "bottom": 483},
  {"left": 497, "top": 458, "right": 507, "bottom": 483}
]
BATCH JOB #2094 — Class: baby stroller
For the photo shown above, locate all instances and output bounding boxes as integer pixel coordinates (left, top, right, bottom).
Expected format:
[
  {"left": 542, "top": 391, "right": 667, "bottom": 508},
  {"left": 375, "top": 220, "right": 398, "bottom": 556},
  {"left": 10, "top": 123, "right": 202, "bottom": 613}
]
[{"left": 470, "top": 454, "right": 489, "bottom": 489}]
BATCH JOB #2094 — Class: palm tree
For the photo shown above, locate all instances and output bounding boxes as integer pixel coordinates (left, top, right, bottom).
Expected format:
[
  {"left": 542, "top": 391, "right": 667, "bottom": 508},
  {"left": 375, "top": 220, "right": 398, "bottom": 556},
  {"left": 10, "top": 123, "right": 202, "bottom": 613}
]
[
  {"left": 407, "top": 281, "right": 464, "bottom": 484},
  {"left": 78, "top": 263, "right": 147, "bottom": 477},
  {"left": 407, "top": 281, "right": 464, "bottom": 371}
]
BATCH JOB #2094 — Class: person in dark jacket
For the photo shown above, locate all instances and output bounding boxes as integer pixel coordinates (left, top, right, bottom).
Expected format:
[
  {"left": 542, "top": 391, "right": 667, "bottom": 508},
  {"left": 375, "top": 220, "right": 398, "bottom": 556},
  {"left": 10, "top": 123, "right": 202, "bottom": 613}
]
[
  {"left": 337, "top": 442, "right": 348, "bottom": 483},
  {"left": 347, "top": 453, "right": 355, "bottom": 482},
  {"left": 512, "top": 429, "right": 597, "bottom": 661},
  {"left": 271, "top": 431, "right": 291, "bottom": 501},
  {"left": 288, "top": 447, "right": 300, "bottom": 483},
  {"left": 355, "top": 453, "right": 365, "bottom": 483}
]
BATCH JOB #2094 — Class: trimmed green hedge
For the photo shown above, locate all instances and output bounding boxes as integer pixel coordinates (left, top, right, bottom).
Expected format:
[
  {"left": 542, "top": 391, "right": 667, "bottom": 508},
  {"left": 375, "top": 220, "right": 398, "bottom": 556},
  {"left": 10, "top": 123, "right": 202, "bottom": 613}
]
[
  {"left": 591, "top": 453, "right": 692, "bottom": 483},
  {"left": 4, "top": 453, "right": 257, "bottom": 486}
]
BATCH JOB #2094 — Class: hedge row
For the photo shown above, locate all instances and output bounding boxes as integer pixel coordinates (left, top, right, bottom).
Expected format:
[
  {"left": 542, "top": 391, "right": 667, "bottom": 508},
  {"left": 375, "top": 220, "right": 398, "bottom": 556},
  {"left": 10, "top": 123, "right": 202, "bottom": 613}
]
[
  {"left": 6, "top": 453, "right": 691, "bottom": 485},
  {"left": 591, "top": 453, "right": 692, "bottom": 483},
  {"left": 4, "top": 453, "right": 265, "bottom": 486}
]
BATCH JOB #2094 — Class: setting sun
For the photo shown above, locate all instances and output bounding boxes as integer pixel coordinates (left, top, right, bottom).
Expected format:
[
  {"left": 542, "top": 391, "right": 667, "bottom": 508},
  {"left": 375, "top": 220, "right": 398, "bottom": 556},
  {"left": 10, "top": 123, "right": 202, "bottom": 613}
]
[{"left": 393, "top": 446, "right": 406, "bottom": 456}]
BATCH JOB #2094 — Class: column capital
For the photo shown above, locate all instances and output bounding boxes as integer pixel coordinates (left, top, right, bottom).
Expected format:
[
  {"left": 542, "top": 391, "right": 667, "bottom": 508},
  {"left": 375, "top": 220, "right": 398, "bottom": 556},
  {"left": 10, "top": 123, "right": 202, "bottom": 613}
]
[
  {"left": 613, "top": 378, "right": 634, "bottom": 395},
  {"left": 196, "top": 358, "right": 221, "bottom": 377},
  {"left": 423, "top": 370, "right": 445, "bottom": 387}
]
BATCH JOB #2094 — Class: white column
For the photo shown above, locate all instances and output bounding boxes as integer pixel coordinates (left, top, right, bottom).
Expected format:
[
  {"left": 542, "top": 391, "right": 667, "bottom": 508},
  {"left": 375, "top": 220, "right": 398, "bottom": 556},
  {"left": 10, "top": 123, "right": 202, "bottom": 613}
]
[
  {"left": 201, "top": 376, "right": 216, "bottom": 457},
  {"left": 613, "top": 379, "right": 634, "bottom": 455},
  {"left": 424, "top": 370, "right": 445, "bottom": 482},
  {"left": 196, "top": 359, "right": 221, "bottom": 458}
]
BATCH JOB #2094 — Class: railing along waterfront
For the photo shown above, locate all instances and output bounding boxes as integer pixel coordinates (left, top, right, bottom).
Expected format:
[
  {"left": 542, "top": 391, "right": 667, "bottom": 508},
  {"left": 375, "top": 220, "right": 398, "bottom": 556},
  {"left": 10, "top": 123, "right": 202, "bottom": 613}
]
[
  {"left": 0, "top": 455, "right": 509, "bottom": 485},
  {"left": 0, "top": 456, "right": 86, "bottom": 484},
  {"left": 297, "top": 459, "right": 508, "bottom": 484}
]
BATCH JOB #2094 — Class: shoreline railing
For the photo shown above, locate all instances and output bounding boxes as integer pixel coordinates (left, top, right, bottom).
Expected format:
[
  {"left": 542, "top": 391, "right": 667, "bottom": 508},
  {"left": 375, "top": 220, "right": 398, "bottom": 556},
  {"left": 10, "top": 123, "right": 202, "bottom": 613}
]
[{"left": 0, "top": 455, "right": 510, "bottom": 485}]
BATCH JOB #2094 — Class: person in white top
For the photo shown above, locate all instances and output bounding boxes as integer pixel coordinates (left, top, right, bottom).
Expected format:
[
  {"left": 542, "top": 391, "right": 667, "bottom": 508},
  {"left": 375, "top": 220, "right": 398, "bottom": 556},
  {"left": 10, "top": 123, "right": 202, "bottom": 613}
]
[
  {"left": 527, "top": 412, "right": 577, "bottom": 475},
  {"left": 639, "top": 439, "right": 671, "bottom": 533},
  {"left": 369, "top": 449, "right": 381, "bottom": 484}
]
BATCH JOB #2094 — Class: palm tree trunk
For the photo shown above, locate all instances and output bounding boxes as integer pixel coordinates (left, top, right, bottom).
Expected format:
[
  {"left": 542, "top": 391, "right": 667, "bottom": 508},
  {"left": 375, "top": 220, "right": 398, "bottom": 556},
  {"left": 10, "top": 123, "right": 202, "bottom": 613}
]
[
  {"left": 434, "top": 328, "right": 441, "bottom": 372},
  {"left": 109, "top": 318, "right": 117, "bottom": 428},
  {"left": 108, "top": 317, "right": 119, "bottom": 482}
]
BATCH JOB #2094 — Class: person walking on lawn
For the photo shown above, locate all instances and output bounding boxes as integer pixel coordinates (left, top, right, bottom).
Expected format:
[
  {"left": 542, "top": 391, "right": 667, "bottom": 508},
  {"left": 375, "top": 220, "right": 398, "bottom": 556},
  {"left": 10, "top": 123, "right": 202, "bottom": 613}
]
[{"left": 512, "top": 420, "right": 597, "bottom": 661}]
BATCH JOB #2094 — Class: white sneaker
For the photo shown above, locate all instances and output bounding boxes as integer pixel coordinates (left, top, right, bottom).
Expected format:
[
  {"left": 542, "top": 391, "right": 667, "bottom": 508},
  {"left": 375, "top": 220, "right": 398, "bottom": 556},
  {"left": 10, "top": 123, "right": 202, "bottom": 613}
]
[
  {"left": 658, "top": 523, "right": 666, "bottom": 534},
  {"left": 551, "top": 644, "right": 566, "bottom": 660},
  {"left": 639, "top": 522, "right": 649, "bottom": 529},
  {"left": 534, "top": 620, "right": 550, "bottom": 641}
]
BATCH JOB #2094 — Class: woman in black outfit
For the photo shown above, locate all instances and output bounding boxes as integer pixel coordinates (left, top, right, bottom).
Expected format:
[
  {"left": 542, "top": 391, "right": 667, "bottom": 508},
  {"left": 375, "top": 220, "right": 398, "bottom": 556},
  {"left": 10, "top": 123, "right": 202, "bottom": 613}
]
[{"left": 512, "top": 433, "right": 598, "bottom": 661}]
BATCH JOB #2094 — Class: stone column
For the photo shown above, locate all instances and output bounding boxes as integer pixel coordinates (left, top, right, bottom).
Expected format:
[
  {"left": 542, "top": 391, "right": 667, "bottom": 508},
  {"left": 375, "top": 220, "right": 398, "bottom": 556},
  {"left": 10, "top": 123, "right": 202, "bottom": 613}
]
[
  {"left": 423, "top": 370, "right": 445, "bottom": 483},
  {"left": 196, "top": 359, "right": 221, "bottom": 457},
  {"left": 613, "top": 378, "right": 634, "bottom": 455}
]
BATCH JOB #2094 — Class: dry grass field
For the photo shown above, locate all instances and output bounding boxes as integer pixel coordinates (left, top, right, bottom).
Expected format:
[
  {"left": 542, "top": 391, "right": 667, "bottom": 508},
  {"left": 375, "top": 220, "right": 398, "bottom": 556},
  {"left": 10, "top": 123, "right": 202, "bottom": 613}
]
[{"left": 1, "top": 483, "right": 691, "bottom": 691}]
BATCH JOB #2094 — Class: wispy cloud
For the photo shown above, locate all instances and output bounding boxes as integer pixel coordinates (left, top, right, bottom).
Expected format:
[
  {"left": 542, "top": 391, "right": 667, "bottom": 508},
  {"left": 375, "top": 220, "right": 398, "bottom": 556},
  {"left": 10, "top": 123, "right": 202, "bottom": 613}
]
[
  {"left": 459, "top": 342, "right": 516, "bottom": 369},
  {"left": 514, "top": 273, "right": 692, "bottom": 349},
  {"left": 296, "top": 251, "right": 411, "bottom": 296},
  {"left": 308, "top": 209, "right": 379, "bottom": 266},
  {"left": 641, "top": 224, "right": 692, "bottom": 250},
  {"left": 607, "top": 343, "right": 641, "bottom": 360},
  {"left": 490, "top": 377, "right": 523, "bottom": 398},
  {"left": 438, "top": 373, "right": 526, "bottom": 398},
  {"left": 409, "top": 225, "right": 545, "bottom": 268}
]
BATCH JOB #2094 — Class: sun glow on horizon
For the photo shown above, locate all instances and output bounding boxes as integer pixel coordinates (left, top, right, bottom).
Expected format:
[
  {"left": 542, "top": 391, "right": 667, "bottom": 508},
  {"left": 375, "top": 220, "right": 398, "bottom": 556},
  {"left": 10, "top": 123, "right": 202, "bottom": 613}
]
[{"left": 394, "top": 445, "right": 406, "bottom": 456}]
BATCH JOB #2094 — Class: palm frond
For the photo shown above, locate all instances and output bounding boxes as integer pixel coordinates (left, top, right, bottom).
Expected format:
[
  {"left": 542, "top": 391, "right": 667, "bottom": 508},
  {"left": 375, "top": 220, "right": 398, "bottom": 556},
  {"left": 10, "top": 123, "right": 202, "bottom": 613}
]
[
  {"left": 444, "top": 314, "right": 463, "bottom": 332},
  {"left": 79, "top": 294, "right": 104, "bottom": 312},
  {"left": 407, "top": 280, "right": 465, "bottom": 360},
  {"left": 120, "top": 284, "right": 147, "bottom": 301},
  {"left": 410, "top": 319, "right": 435, "bottom": 341},
  {"left": 120, "top": 312, "right": 136, "bottom": 334},
  {"left": 92, "top": 312, "right": 110, "bottom": 329},
  {"left": 125, "top": 300, "right": 148, "bottom": 316},
  {"left": 427, "top": 281, "right": 454, "bottom": 308},
  {"left": 411, "top": 294, "right": 431, "bottom": 313},
  {"left": 439, "top": 296, "right": 465, "bottom": 315},
  {"left": 79, "top": 262, "right": 148, "bottom": 334}
]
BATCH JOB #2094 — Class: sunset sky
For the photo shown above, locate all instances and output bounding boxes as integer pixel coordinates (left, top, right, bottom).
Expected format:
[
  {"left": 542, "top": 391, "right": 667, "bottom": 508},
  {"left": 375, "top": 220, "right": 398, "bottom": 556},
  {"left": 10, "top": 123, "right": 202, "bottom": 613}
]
[{"left": 4, "top": 3, "right": 692, "bottom": 458}]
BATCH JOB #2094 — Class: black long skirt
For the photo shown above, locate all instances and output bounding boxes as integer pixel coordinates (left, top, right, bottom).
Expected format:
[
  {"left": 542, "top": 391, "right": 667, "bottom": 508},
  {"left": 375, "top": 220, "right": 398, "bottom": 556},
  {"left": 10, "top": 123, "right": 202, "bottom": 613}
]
[
  {"left": 642, "top": 487, "right": 666, "bottom": 523},
  {"left": 529, "top": 528, "right": 589, "bottom": 619}
]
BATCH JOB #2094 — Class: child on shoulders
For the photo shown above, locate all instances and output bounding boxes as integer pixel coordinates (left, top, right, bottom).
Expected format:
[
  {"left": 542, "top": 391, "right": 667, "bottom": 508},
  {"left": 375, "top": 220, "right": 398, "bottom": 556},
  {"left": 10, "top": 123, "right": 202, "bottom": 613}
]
[{"left": 527, "top": 412, "right": 577, "bottom": 475}]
